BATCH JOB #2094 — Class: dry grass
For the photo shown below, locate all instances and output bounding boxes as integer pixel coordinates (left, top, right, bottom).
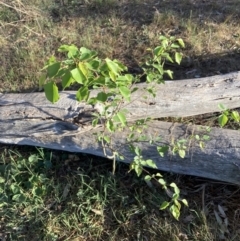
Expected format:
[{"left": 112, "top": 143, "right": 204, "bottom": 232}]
[{"left": 0, "top": 0, "right": 240, "bottom": 92}]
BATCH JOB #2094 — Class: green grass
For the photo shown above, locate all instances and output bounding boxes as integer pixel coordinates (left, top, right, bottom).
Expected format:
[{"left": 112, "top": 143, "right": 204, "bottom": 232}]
[{"left": 0, "top": 147, "right": 240, "bottom": 240}]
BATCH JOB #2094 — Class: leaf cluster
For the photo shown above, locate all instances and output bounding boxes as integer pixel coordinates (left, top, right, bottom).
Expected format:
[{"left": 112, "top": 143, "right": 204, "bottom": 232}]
[
  {"left": 143, "top": 35, "right": 185, "bottom": 84},
  {"left": 39, "top": 35, "right": 189, "bottom": 220},
  {"left": 218, "top": 104, "right": 240, "bottom": 127}
]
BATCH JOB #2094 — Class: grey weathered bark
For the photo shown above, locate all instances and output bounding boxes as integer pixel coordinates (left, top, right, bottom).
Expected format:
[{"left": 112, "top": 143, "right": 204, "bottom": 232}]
[{"left": 0, "top": 71, "right": 240, "bottom": 184}]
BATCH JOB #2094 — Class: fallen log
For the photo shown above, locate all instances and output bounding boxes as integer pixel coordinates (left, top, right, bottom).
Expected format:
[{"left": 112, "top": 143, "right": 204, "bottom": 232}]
[{"left": 0, "top": 71, "right": 240, "bottom": 184}]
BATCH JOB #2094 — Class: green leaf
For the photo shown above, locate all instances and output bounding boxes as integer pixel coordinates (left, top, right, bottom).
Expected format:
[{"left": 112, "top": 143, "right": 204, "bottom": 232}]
[
  {"left": 146, "top": 73, "right": 154, "bottom": 83},
  {"left": 103, "top": 135, "right": 110, "bottom": 143},
  {"left": 153, "top": 46, "right": 163, "bottom": 56},
  {"left": 79, "top": 47, "right": 97, "bottom": 60},
  {"left": 161, "top": 39, "right": 169, "bottom": 48},
  {"left": 144, "top": 177, "right": 153, "bottom": 188},
  {"left": 79, "top": 52, "right": 91, "bottom": 61},
  {"left": 96, "top": 92, "right": 108, "bottom": 102},
  {"left": 218, "top": 103, "right": 226, "bottom": 111},
  {"left": 203, "top": 135, "right": 210, "bottom": 141},
  {"left": 127, "top": 133, "right": 134, "bottom": 141},
  {"left": 199, "top": 141, "right": 204, "bottom": 150},
  {"left": 172, "top": 193, "right": 180, "bottom": 201},
  {"left": 175, "top": 52, "right": 182, "bottom": 65},
  {"left": 0, "top": 194, "right": 8, "bottom": 206},
  {"left": 38, "top": 174, "right": 48, "bottom": 183},
  {"left": 158, "top": 178, "right": 166, "bottom": 186},
  {"left": 93, "top": 76, "right": 106, "bottom": 86},
  {"left": 105, "top": 58, "right": 122, "bottom": 76},
  {"left": 181, "top": 199, "right": 188, "bottom": 206},
  {"left": 130, "top": 161, "right": 142, "bottom": 176},
  {"left": 39, "top": 74, "right": 46, "bottom": 89},
  {"left": 125, "top": 74, "right": 133, "bottom": 82},
  {"left": 140, "top": 159, "right": 146, "bottom": 165},
  {"left": 114, "top": 112, "right": 127, "bottom": 127},
  {"left": 109, "top": 71, "right": 116, "bottom": 82},
  {"left": 169, "top": 204, "right": 180, "bottom": 220},
  {"left": 231, "top": 111, "right": 239, "bottom": 122},
  {"left": 92, "top": 118, "right": 99, "bottom": 127},
  {"left": 134, "top": 164, "right": 143, "bottom": 177},
  {"left": 119, "top": 86, "right": 131, "bottom": 101},
  {"left": 58, "top": 44, "right": 78, "bottom": 58},
  {"left": 138, "top": 135, "right": 148, "bottom": 141},
  {"left": 67, "top": 45, "right": 79, "bottom": 58},
  {"left": 62, "top": 70, "right": 73, "bottom": 90},
  {"left": 86, "top": 59, "right": 100, "bottom": 70},
  {"left": 178, "top": 149, "right": 186, "bottom": 158},
  {"left": 0, "top": 177, "right": 5, "bottom": 183},
  {"left": 119, "top": 155, "right": 125, "bottom": 160},
  {"left": 32, "top": 187, "right": 43, "bottom": 196},
  {"left": 71, "top": 68, "right": 86, "bottom": 85},
  {"left": 144, "top": 175, "right": 152, "bottom": 181},
  {"left": 79, "top": 62, "right": 89, "bottom": 78},
  {"left": 147, "top": 87, "right": 156, "bottom": 97},
  {"left": 159, "top": 35, "right": 168, "bottom": 41},
  {"left": 58, "top": 44, "right": 78, "bottom": 54},
  {"left": 12, "top": 194, "right": 26, "bottom": 203},
  {"left": 157, "top": 146, "right": 169, "bottom": 157},
  {"left": 44, "top": 81, "right": 59, "bottom": 103},
  {"left": 76, "top": 86, "right": 90, "bottom": 101},
  {"left": 134, "top": 146, "right": 141, "bottom": 156},
  {"left": 163, "top": 53, "right": 174, "bottom": 63},
  {"left": 55, "top": 68, "right": 65, "bottom": 78},
  {"left": 58, "top": 44, "right": 69, "bottom": 52},
  {"left": 170, "top": 182, "right": 180, "bottom": 195},
  {"left": 80, "top": 47, "right": 91, "bottom": 54},
  {"left": 106, "top": 120, "right": 114, "bottom": 132},
  {"left": 116, "top": 75, "right": 128, "bottom": 83},
  {"left": 29, "top": 175, "right": 38, "bottom": 184},
  {"left": 153, "top": 63, "right": 164, "bottom": 75},
  {"left": 112, "top": 59, "right": 127, "bottom": 72},
  {"left": 10, "top": 184, "right": 20, "bottom": 194},
  {"left": 47, "top": 62, "right": 61, "bottom": 78},
  {"left": 160, "top": 201, "right": 170, "bottom": 210},
  {"left": 28, "top": 154, "right": 38, "bottom": 164},
  {"left": 195, "top": 135, "right": 200, "bottom": 140},
  {"left": 218, "top": 114, "right": 228, "bottom": 127},
  {"left": 129, "top": 144, "right": 135, "bottom": 153},
  {"left": 174, "top": 199, "right": 181, "bottom": 210},
  {"left": 178, "top": 139, "right": 187, "bottom": 144},
  {"left": 164, "top": 70, "right": 173, "bottom": 79},
  {"left": 170, "top": 43, "right": 180, "bottom": 48},
  {"left": 177, "top": 38, "right": 185, "bottom": 48},
  {"left": 145, "top": 159, "right": 158, "bottom": 169}
]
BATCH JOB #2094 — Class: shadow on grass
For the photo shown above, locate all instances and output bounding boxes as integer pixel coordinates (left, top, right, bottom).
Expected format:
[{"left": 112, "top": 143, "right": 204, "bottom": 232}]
[
  {"left": 52, "top": 0, "right": 240, "bottom": 76},
  {"left": 52, "top": 0, "right": 240, "bottom": 26},
  {"left": 1, "top": 144, "right": 240, "bottom": 240}
]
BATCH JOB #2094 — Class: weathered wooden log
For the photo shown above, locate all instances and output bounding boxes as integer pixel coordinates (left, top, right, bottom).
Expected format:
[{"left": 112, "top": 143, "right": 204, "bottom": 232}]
[
  {"left": 0, "top": 71, "right": 240, "bottom": 184},
  {"left": 0, "top": 70, "right": 240, "bottom": 119}
]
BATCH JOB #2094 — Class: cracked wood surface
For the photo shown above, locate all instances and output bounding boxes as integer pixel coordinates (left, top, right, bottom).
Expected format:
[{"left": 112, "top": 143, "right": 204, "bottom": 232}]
[{"left": 0, "top": 71, "right": 240, "bottom": 184}]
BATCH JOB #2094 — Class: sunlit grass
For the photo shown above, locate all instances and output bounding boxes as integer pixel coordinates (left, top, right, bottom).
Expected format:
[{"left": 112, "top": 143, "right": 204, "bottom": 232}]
[{"left": 0, "top": 0, "right": 239, "bottom": 91}]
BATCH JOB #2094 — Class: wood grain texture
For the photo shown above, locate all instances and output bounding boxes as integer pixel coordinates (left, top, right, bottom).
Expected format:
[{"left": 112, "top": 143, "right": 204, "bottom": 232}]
[
  {"left": 1, "top": 71, "right": 240, "bottom": 120},
  {"left": 0, "top": 71, "right": 240, "bottom": 184}
]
